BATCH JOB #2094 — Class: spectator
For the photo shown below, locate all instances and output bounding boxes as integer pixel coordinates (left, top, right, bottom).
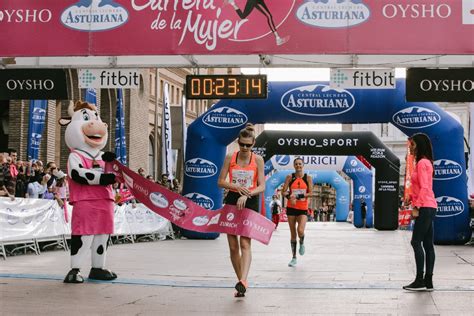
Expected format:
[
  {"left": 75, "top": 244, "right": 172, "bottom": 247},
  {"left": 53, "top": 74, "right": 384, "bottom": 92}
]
[
  {"left": 26, "top": 173, "right": 48, "bottom": 199},
  {"left": 160, "top": 173, "right": 172, "bottom": 190},
  {"left": 15, "top": 160, "right": 29, "bottom": 198},
  {"left": 146, "top": 175, "right": 154, "bottom": 181},
  {"left": 0, "top": 152, "right": 15, "bottom": 200},
  {"left": 172, "top": 178, "right": 181, "bottom": 194},
  {"left": 2, "top": 149, "right": 18, "bottom": 196},
  {"left": 138, "top": 167, "right": 146, "bottom": 177},
  {"left": 270, "top": 194, "right": 282, "bottom": 228},
  {"left": 360, "top": 198, "right": 367, "bottom": 228},
  {"left": 44, "top": 161, "right": 58, "bottom": 188},
  {"left": 54, "top": 170, "right": 69, "bottom": 222}
]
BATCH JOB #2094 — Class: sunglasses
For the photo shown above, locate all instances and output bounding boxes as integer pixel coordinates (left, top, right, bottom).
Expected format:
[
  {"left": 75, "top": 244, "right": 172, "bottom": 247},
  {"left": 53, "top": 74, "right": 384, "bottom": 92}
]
[{"left": 238, "top": 141, "right": 253, "bottom": 148}]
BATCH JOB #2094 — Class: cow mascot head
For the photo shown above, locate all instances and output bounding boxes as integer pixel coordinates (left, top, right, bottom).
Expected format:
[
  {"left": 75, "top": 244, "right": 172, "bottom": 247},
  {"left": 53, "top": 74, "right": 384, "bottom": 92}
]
[{"left": 60, "top": 100, "right": 118, "bottom": 284}]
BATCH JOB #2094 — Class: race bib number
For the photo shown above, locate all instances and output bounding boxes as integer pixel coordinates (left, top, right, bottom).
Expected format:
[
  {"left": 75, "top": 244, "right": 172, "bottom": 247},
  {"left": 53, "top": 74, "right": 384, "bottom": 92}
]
[
  {"left": 293, "top": 189, "right": 307, "bottom": 201},
  {"left": 232, "top": 169, "right": 254, "bottom": 189}
]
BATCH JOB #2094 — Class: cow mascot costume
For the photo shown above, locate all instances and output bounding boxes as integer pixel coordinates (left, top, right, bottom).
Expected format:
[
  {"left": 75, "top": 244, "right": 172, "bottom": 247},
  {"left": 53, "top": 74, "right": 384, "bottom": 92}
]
[{"left": 60, "top": 100, "right": 117, "bottom": 283}]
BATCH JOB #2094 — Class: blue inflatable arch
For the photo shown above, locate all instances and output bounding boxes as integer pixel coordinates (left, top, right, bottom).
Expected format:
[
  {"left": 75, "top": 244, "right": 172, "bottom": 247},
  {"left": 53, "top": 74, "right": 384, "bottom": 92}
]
[
  {"left": 264, "top": 155, "right": 373, "bottom": 228},
  {"left": 265, "top": 170, "right": 350, "bottom": 221},
  {"left": 183, "top": 80, "right": 470, "bottom": 244}
]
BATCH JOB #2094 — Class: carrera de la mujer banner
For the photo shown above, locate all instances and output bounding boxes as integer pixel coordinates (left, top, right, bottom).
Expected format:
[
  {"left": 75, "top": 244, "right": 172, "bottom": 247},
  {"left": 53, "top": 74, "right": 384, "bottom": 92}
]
[
  {"left": 0, "top": 0, "right": 473, "bottom": 56},
  {"left": 105, "top": 160, "right": 275, "bottom": 245}
]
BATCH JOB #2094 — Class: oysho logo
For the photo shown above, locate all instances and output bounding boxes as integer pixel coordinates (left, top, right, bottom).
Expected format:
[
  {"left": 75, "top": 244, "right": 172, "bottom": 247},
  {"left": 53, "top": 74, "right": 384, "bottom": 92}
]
[
  {"left": 184, "top": 192, "right": 215, "bottom": 210},
  {"left": 6, "top": 79, "right": 54, "bottom": 91},
  {"left": 202, "top": 107, "right": 248, "bottom": 129},
  {"left": 436, "top": 196, "right": 464, "bottom": 217},
  {"left": 61, "top": 0, "right": 129, "bottom": 32},
  {"left": 392, "top": 106, "right": 441, "bottom": 129},
  {"left": 185, "top": 158, "right": 218, "bottom": 178},
  {"left": 296, "top": 0, "right": 371, "bottom": 28},
  {"left": 382, "top": 3, "right": 451, "bottom": 19},
  {"left": 433, "top": 159, "right": 463, "bottom": 181},
  {"left": 281, "top": 84, "right": 355, "bottom": 116},
  {"left": 0, "top": 9, "right": 52, "bottom": 23}
]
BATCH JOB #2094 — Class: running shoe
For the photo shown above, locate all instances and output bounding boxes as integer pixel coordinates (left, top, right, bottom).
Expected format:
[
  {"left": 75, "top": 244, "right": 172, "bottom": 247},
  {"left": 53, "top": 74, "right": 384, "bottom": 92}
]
[
  {"left": 299, "top": 243, "right": 305, "bottom": 256},
  {"left": 288, "top": 257, "right": 297, "bottom": 267},
  {"left": 235, "top": 279, "right": 248, "bottom": 295},
  {"left": 403, "top": 279, "right": 426, "bottom": 291}
]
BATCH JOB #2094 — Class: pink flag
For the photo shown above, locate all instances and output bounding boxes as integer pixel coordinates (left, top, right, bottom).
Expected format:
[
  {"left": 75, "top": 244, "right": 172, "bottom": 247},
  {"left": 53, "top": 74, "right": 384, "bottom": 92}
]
[{"left": 106, "top": 161, "right": 275, "bottom": 245}]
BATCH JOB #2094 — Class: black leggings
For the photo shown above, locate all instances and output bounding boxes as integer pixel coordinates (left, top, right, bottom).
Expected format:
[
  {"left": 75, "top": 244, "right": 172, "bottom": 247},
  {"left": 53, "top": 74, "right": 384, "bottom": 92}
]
[
  {"left": 235, "top": 0, "right": 277, "bottom": 33},
  {"left": 411, "top": 207, "right": 436, "bottom": 277}
]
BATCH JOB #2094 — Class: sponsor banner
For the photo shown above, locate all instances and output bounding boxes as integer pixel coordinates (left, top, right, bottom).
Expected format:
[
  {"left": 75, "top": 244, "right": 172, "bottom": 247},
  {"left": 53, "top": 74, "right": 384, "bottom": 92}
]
[
  {"left": 330, "top": 68, "right": 395, "bottom": 89},
  {"left": 113, "top": 203, "right": 172, "bottom": 236},
  {"left": 115, "top": 89, "right": 127, "bottom": 164},
  {"left": 392, "top": 106, "right": 441, "bottom": 129},
  {"left": 0, "top": 198, "right": 68, "bottom": 242},
  {"left": 469, "top": 104, "right": 474, "bottom": 199},
  {"left": 202, "top": 106, "right": 248, "bottom": 129},
  {"left": 26, "top": 100, "right": 47, "bottom": 160},
  {"left": 406, "top": 68, "right": 474, "bottom": 102},
  {"left": 162, "top": 83, "right": 173, "bottom": 180},
  {"left": 1, "top": 1, "right": 473, "bottom": 56},
  {"left": 433, "top": 159, "right": 463, "bottom": 181},
  {"left": 106, "top": 160, "right": 276, "bottom": 244},
  {"left": 0, "top": 69, "right": 68, "bottom": 100},
  {"left": 184, "top": 158, "right": 218, "bottom": 178},
  {"left": 78, "top": 69, "right": 140, "bottom": 89},
  {"left": 269, "top": 155, "right": 345, "bottom": 171},
  {"left": 436, "top": 196, "right": 464, "bottom": 218},
  {"left": 281, "top": 84, "right": 355, "bottom": 117}
]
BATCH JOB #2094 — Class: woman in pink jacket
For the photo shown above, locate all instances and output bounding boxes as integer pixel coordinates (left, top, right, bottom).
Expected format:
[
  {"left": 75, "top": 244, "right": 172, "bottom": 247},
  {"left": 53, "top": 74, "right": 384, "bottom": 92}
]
[{"left": 403, "top": 133, "right": 437, "bottom": 292}]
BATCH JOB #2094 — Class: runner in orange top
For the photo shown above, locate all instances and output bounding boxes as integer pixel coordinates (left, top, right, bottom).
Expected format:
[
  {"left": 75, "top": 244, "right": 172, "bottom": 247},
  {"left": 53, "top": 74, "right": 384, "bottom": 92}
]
[
  {"left": 217, "top": 123, "right": 265, "bottom": 298},
  {"left": 281, "top": 157, "right": 313, "bottom": 267}
]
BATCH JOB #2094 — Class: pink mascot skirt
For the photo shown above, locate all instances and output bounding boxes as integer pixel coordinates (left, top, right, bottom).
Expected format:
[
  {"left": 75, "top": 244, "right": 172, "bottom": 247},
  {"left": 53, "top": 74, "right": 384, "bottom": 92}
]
[{"left": 71, "top": 199, "right": 114, "bottom": 235}]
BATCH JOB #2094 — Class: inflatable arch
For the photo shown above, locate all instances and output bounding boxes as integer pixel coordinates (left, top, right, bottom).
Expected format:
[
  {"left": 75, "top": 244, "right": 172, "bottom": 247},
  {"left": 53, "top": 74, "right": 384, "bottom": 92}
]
[
  {"left": 254, "top": 130, "right": 399, "bottom": 230},
  {"left": 264, "top": 155, "right": 373, "bottom": 228},
  {"left": 183, "top": 80, "right": 470, "bottom": 244},
  {"left": 265, "top": 170, "right": 350, "bottom": 221}
]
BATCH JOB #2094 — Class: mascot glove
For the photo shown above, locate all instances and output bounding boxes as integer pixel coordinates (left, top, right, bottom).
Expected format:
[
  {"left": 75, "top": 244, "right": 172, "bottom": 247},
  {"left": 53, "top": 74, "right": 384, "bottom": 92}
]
[
  {"left": 102, "top": 151, "right": 117, "bottom": 162},
  {"left": 101, "top": 173, "right": 116, "bottom": 185}
]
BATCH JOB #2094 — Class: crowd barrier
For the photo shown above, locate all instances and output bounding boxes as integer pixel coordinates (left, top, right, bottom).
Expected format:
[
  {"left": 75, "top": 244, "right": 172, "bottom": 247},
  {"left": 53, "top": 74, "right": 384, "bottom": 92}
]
[{"left": 0, "top": 197, "right": 173, "bottom": 259}]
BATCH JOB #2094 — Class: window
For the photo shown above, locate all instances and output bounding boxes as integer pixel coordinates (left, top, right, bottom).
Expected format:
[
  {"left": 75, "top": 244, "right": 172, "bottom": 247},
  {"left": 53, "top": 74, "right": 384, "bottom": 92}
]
[
  {"left": 381, "top": 123, "right": 389, "bottom": 137},
  {"left": 149, "top": 136, "right": 155, "bottom": 178}
]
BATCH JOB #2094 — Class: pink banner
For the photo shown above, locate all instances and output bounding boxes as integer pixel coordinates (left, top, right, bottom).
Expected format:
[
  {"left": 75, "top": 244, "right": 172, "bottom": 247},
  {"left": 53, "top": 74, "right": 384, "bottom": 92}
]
[
  {"left": 106, "top": 160, "right": 275, "bottom": 245},
  {"left": 0, "top": 0, "right": 472, "bottom": 56}
]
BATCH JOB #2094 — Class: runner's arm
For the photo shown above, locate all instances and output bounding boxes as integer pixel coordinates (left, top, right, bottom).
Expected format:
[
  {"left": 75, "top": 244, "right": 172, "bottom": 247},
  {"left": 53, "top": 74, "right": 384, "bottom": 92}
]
[{"left": 249, "top": 155, "right": 265, "bottom": 196}]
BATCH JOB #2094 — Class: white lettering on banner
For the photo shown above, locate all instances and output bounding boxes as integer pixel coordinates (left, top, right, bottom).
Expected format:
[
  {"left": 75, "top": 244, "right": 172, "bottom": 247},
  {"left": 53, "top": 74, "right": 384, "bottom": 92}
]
[
  {"left": 377, "top": 180, "right": 397, "bottom": 192},
  {"left": 420, "top": 79, "right": 474, "bottom": 92},
  {"left": 6, "top": 79, "right": 54, "bottom": 91},
  {"left": 243, "top": 219, "right": 269, "bottom": 235},
  {"left": 61, "top": 1, "right": 129, "bottom": 31},
  {"left": 436, "top": 196, "right": 464, "bottom": 217},
  {"left": 370, "top": 148, "right": 386, "bottom": 159},
  {"left": 0, "top": 9, "right": 52, "bottom": 23},
  {"left": 392, "top": 106, "right": 441, "bottom": 129},
  {"left": 382, "top": 4, "right": 451, "bottom": 19},
  {"left": 277, "top": 138, "right": 359, "bottom": 147}
]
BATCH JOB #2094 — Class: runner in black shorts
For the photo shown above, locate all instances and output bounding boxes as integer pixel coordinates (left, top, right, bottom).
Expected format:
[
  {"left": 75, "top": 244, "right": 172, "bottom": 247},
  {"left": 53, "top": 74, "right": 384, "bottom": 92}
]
[
  {"left": 218, "top": 123, "right": 265, "bottom": 297},
  {"left": 282, "top": 157, "right": 313, "bottom": 267}
]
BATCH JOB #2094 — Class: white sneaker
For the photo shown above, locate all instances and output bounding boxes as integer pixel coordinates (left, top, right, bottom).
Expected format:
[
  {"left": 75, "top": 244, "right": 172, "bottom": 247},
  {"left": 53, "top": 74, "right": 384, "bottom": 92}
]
[{"left": 276, "top": 36, "right": 290, "bottom": 46}]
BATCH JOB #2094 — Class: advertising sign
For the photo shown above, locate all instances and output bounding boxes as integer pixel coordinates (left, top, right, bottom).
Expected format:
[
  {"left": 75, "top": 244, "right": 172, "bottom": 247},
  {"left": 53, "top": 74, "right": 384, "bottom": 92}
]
[
  {"left": 406, "top": 68, "right": 474, "bottom": 102},
  {"left": 0, "top": 69, "right": 68, "bottom": 100},
  {"left": 78, "top": 69, "right": 140, "bottom": 89},
  {"left": 330, "top": 68, "right": 395, "bottom": 89},
  {"left": 0, "top": 1, "right": 473, "bottom": 56}
]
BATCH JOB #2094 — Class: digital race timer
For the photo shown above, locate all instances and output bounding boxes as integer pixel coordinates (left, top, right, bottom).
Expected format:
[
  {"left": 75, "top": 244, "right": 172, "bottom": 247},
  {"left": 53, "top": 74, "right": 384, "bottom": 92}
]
[{"left": 185, "top": 74, "right": 267, "bottom": 99}]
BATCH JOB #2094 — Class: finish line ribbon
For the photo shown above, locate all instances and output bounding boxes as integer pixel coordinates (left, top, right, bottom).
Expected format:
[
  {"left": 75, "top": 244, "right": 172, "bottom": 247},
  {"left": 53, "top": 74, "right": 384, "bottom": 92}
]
[{"left": 106, "top": 161, "right": 275, "bottom": 245}]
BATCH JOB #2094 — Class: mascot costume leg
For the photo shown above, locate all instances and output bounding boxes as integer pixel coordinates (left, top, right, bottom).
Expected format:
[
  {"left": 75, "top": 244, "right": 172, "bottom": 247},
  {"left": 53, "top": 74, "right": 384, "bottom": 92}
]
[{"left": 60, "top": 101, "right": 118, "bottom": 283}]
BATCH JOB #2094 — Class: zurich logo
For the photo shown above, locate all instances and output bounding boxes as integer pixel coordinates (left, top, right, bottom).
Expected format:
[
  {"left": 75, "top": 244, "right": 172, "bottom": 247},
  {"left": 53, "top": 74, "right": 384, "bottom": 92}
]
[
  {"left": 358, "top": 186, "right": 366, "bottom": 193},
  {"left": 350, "top": 159, "right": 358, "bottom": 167},
  {"left": 185, "top": 158, "right": 218, "bottom": 178},
  {"left": 433, "top": 159, "right": 462, "bottom": 181},
  {"left": 296, "top": 0, "right": 371, "bottom": 28},
  {"left": 281, "top": 84, "right": 355, "bottom": 117},
  {"left": 436, "top": 196, "right": 464, "bottom": 217},
  {"left": 61, "top": 0, "right": 129, "bottom": 32},
  {"left": 202, "top": 106, "right": 248, "bottom": 129},
  {"left": 392, "top": 106, "right": 441, "bottom": 129},
  {"left": 274, "top": 155, "right": 291, "bottom": 166},
  {"left": 184, "top": 192, "right": 215, "bottom": 210}
]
